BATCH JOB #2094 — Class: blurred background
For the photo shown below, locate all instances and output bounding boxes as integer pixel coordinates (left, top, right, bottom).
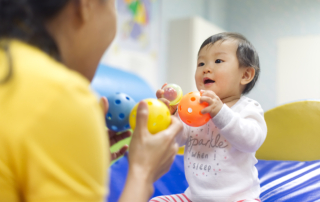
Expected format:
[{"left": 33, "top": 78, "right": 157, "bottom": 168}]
[{"left": 100, "top": 0, "right": 320, "bottom": 111}]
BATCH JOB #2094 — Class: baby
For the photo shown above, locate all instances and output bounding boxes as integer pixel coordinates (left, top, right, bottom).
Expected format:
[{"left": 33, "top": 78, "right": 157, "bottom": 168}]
[{"left": 151, "top": 32, "right": 267, "bottom": 202}]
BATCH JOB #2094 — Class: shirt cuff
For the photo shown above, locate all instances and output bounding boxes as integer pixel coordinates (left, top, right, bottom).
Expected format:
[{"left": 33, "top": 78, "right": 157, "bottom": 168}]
[{"left": 212, "top": 104, "right": 234, "bottom": 129}]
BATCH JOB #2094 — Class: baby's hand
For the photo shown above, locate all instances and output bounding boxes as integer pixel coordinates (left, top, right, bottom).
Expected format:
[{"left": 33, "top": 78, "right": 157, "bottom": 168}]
[
  {"left": 200, "top": 90, "right": 223, "bottom": 118},
  {"left": 156, "top": 83, "right": 178, "bottom": 115}
]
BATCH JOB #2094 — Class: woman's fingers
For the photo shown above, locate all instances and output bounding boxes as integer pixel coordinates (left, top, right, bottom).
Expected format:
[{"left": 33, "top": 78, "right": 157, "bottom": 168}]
[
  {"left": 134, "top": 101, "right": 149, "bottom": 136},
  {"left": 108, "top": 130, "right": 131, "bottom": 146},
  {"left": 127, "top": 101, "right": 182, "bottom": 183},
  {"left": 161, "top": 116, "right": 183, "bottom": 138},
  {"left": 107, "top": 129, "right": 117, "bottom": 138},
  {"left": 111, "top": 145, "right": 129, "bottom": 161},
  {"left": 100, "top": 96, "right": 109, "bottom": 115}
]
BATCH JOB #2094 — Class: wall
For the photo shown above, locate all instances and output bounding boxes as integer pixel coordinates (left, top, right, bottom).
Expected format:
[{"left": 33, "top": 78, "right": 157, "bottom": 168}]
[
  {"left": 159, "top": 0, "right": 229, "bottom": 87},
  {"left": 159, "top": 0, "right": 207, "bottom": 87},
  {"left": 277, "top": 35, "right": 320, "bottom": 105},
  {"left": 225, "top": 0, "right": 320, "bottom": 110},
  {"left": 100, "top": 0, "right": 320, "bottom": 111},
  {"left": 100, "top": 0, "right": 162, "bottom": 91},
  {"left": 204, "top": 0, "right": 228, "bottom": 30},
  {"left": 167, "top": 17, "right": 225, "bottom": 93}
]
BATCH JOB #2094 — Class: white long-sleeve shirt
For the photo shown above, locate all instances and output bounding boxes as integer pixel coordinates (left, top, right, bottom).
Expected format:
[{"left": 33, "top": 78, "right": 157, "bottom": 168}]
[{"left": 176, "top": 96, "right": 267, "bottom": 202}]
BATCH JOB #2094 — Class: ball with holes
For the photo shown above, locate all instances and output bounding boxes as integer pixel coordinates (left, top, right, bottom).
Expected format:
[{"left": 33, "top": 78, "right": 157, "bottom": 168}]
[
  {"left": 162, "top": 83, "right": 183, "bottom": 106},
  {"left": 106, "top": 92, "right": 136, "bottom": 132},
  {"left": 129, "top": 98, "right": 171, "bottom": 134},
  {"left": 178, "top": 91, "right": 211, "bottom": 127}
]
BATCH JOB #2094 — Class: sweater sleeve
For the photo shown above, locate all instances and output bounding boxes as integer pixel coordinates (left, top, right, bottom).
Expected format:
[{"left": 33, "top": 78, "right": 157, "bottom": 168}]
[{"left": 212, "top": 102, "right": 267, "bottom": 153}]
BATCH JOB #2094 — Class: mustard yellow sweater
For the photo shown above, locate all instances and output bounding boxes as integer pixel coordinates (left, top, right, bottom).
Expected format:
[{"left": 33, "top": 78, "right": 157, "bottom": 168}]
[{"left": 0, "top": 40, "right": 109, "bottom": 202}]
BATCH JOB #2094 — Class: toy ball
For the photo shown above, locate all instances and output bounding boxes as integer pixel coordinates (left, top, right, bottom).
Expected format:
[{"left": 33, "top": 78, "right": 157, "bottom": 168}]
[
  {"left": 129, "top": 98, "right": 171, "bottom": 134},
  {"left": 178, "top": 91, "right": 211, "bottom": 127},
  {"left": 162, "top": 83, "right": 183, "bottom": 106},
  {"left": 106, "top": 92, "right": 136, "bottom": 132}
]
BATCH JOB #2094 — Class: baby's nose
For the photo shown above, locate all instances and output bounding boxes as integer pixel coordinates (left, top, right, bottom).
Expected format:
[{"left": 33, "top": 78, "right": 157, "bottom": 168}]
[{"left": 203, "top": 68, "right": 211, "bottom": 73}]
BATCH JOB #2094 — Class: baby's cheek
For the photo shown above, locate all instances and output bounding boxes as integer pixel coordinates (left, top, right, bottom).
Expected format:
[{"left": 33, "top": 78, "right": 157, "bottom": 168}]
[{"left": 195, "top": 79, "right": 203, "bottom": 89}]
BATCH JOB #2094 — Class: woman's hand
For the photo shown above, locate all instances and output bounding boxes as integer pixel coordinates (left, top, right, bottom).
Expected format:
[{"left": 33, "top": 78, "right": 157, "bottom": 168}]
[
  {"left": 200, "top": 90, "right": 223, "bottom": 118},
  {"left": 107, "top": 130, "right": 131, "bottom": 160},
  {"left": 100, "top": 97, "right": 131, "bottom": 161},
  {"left": 156, "top": 83, "right": 178, "bottom": 115},
  {"left": 128, "top": 101, "right": 183, "bottom": 182},
  {"left": 119, "top": 101, "right": 183, "bottom": 202}
]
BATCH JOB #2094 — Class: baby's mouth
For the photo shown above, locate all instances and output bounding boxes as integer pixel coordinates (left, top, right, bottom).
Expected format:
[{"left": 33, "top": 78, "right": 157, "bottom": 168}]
[{"left": 203, "top": 78, "right": 215, "bottom": 84}]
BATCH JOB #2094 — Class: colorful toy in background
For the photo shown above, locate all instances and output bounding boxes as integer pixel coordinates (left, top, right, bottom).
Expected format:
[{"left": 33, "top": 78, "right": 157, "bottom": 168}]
[
  {"left": 106, "top": 92, "right": 136, "bottom": 132},
  {"left": 118, "top": 0, "right": 153, "bottom": 48},
  {"left": 129, "top": 98, "right": 171, "bottom": 134},
  {"left": 124, "top": 0, "right": 149, "bottom": 26},
  {"left": 178, "top": 91, "right": 211, "bottom": 127},
  {"left": 162, "top": 83, "right": 183, "bottom": 106}
]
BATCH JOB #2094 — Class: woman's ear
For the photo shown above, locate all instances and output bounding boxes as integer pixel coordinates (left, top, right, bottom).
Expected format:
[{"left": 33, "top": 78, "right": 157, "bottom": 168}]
[
  {"left": 240, "top": 67, "right": 255, "bottom": 85},
  {"left": 76, "top": 0, "right": 94, "bottom": 23}
]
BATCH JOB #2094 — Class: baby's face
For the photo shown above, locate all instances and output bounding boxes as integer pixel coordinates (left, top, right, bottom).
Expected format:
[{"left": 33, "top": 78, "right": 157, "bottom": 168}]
[{"left": 195, "top": 40, "right": 245, "bottom": 100}]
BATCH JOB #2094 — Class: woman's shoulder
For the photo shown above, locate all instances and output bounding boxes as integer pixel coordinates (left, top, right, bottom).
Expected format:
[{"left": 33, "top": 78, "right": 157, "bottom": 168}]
[
  {"left": 8, "top": 40, "right": 90, "bottom": 91},
  {"left": 0, "top": 40, "right": 101, "bottom": 127}
]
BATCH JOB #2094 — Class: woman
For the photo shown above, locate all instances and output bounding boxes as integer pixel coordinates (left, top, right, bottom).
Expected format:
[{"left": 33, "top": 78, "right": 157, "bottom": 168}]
[{"left": 0, "top": 0, "right": 182, "bottom": 201}]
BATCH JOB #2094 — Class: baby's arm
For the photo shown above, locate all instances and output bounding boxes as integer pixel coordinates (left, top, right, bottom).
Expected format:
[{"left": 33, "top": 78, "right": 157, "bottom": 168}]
[{"left": 212, "top": 102, "right": 267, "bottom": 153}]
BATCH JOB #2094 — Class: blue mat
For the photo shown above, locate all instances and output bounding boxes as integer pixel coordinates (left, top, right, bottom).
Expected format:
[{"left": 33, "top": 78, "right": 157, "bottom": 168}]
[
  {"left": 91, "top": 64, "right": 155, "bottom": 103},
  {"left": 108, "top": 155, "right": 320, "bottom": 202}
]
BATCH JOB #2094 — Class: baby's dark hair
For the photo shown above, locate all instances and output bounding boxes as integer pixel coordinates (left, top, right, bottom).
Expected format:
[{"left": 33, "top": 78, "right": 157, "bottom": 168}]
[{"left": 199, "top": 32, "right": 260, "bottom": 94}]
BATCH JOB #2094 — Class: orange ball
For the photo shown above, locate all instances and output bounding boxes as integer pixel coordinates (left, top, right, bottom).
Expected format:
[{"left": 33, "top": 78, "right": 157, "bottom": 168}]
[{"left": 178, "top": 91, "right": 211, "bottom": 127}]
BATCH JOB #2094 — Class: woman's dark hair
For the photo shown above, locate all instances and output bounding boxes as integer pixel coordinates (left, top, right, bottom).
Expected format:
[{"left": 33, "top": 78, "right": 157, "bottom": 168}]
[
  {"left": 199, "top": 32, "right": 260, "bottom": 95},
  {"left": 0, "top": 0, "right": 70, "bottom": 83}
]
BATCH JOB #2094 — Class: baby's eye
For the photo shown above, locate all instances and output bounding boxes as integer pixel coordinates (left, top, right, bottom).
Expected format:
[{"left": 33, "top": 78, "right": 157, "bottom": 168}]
[
  {"left": 198, "top": 62, "right": 205, "bottom": 67},
  {"left": 215, "top": 59, "right": 223, "bottom": 63}
]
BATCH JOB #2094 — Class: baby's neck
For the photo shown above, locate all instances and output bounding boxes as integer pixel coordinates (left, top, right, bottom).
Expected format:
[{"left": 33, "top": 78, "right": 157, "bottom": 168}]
[{"left": 221, "top": 95, "right": 241, "bottom": 108}]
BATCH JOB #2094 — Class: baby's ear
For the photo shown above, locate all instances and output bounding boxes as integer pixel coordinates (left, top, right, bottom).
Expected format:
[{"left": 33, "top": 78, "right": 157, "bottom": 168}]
[{"left": 240, "top": 67, "right": 255, "bottom": 85}]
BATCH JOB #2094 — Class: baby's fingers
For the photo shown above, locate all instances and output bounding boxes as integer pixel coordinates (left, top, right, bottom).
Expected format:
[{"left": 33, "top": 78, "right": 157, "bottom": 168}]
[
  {"left": 200, "top": 96, "right": 214, "bottom": 105},
  {"left": 158, "top": 98, "right": 170, "bottom": 108},
  {"left": 161, "top": 83, "right": 168, "bottom": 89},
  {"left": 201, "top": 106, "right": 213, "bottom": 116},
  {"left": 156, "top": 89, "right": 164, "bottom": 99},
  {"left": 200, "top": 90, "right": 217, "bottom": 98}
]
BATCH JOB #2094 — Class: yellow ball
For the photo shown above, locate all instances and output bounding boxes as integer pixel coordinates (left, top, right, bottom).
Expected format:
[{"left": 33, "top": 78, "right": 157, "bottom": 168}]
[{"left": 129, "top": 98, "right": 171, "bottom": 134}]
